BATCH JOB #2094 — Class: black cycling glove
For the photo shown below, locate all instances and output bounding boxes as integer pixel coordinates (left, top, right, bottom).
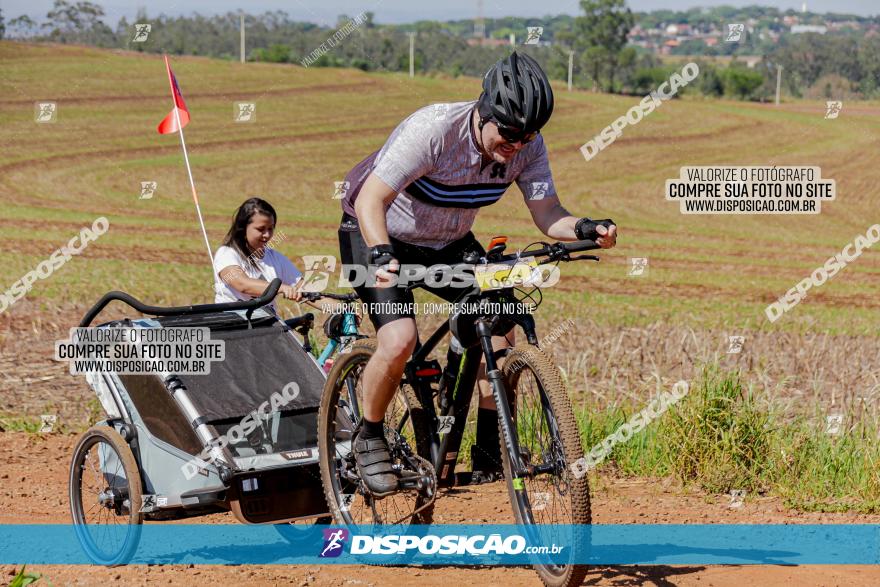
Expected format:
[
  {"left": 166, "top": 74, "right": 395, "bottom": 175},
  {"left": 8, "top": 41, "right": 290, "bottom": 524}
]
[
  {"left": 369, "top": 244, "right": 398, "bottom": 271},
  {"left": 575, "top": 218, "right": 616, "bottom": 241}
]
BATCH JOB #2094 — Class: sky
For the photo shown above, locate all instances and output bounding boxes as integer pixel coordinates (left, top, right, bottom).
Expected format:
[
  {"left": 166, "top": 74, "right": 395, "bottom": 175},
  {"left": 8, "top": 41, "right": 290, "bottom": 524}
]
[{"left": 2, "top": 0, "right": 877, "bottom": 26}]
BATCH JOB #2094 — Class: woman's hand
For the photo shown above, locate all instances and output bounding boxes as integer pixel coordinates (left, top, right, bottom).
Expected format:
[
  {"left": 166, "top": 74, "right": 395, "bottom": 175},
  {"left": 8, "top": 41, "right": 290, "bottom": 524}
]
[{"left": 279, "top": 284, "right": 304, "bottom": 302}]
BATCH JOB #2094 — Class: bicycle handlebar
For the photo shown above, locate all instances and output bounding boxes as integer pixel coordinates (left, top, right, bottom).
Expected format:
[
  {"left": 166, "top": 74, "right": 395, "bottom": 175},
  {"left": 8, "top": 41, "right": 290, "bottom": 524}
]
[
  {"left": 79, "top": 278, "right": 283, "bottom": 327},
  {"left": 300, "top": 291, "right": 359, "bottom": 303},
  {"left": 401, "top": 239, "right": 601, "bottom": 295},
  {"left": 495, "top": 238, "right": 601, "bottom": 263}
]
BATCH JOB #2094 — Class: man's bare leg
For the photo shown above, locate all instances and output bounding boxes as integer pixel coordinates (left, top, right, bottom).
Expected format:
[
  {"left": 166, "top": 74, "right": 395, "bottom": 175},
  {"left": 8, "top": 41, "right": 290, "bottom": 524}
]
[
  {"left": 361, "top": 317, "right": 418, "bottom": 421},
  {"left": 353, "top": 317, "right": 418, "bottom": 495}
]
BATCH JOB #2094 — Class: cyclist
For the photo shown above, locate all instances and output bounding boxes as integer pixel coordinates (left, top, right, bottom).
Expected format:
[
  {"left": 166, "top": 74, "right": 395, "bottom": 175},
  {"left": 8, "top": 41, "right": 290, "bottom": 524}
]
[{"left": 337, "top": 51, "right": 617, "bottom": 495}]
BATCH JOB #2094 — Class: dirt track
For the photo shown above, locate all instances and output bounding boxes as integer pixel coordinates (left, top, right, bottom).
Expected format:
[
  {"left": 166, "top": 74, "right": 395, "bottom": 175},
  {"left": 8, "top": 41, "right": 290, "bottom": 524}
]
[{"left": 1, "top": 432, "right": 878, "bottom": 586}]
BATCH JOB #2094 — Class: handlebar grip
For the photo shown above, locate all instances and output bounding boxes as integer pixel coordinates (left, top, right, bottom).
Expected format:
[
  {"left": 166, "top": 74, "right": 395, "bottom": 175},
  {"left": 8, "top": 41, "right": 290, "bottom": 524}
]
[
  {"left": 562, "top": 239, "right": 601, "bottom": 253},
  {"left": 301, "top": 292, "right": 321, "bottom": 302},
  {"left": 301, "top": 291, "right": 359, "bottom": 302},
  {"left": 323, "top": 292, "right": 358, "bottom": 301}
]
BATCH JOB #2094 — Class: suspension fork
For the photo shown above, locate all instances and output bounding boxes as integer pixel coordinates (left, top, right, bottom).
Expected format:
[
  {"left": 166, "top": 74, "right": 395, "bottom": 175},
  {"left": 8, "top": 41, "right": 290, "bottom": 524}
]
[{"left": 476, "top": 319, "right": 528, "bottom": 478}]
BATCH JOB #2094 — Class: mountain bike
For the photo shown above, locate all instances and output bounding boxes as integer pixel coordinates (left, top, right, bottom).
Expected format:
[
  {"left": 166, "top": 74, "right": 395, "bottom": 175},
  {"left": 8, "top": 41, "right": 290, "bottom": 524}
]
[{"left": 317, "top": 236, "right": 601, "bottom": 587}]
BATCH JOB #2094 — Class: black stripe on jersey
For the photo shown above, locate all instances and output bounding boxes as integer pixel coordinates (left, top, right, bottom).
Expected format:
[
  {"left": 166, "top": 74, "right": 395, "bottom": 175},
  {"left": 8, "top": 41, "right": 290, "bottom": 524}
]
[{"left": 404, "top": 176, "right": 512, "bottom": 209}]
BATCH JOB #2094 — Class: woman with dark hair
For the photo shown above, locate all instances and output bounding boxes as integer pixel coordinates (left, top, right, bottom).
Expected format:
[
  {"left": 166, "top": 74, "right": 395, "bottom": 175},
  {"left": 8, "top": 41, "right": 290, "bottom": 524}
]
[{"left": 213, "top": 197, "right": 304, "bottom": 309}]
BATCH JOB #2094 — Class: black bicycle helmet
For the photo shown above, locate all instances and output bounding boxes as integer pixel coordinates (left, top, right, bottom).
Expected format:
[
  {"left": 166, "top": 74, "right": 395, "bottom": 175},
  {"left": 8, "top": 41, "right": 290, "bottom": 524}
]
[{"left": 478, "top": 51, "right": 554, "bottom": 134}]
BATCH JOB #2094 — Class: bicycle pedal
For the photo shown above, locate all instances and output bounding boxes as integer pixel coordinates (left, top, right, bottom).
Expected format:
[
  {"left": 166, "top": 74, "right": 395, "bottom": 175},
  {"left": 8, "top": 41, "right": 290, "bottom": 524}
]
[
  {"left": 397, "top": 471, "right": 422, "bottom": 489},
  {"left": 399, "top": 466, "right": 431, "bottom": 484}
]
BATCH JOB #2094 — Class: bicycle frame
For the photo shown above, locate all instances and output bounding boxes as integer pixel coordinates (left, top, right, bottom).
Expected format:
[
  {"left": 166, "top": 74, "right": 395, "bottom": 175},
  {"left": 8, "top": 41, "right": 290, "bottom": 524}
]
[
  {"left": 316, "top": 312, "right": 361, "bottom": 368},
  {"left": 403, "top": 289, "right": 540, "bottom": 487}
]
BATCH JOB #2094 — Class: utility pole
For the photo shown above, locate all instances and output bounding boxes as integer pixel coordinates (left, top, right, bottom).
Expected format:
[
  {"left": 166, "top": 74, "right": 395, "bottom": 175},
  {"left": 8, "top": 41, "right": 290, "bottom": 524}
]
[
  {"left": 408, "top": 32, "right": 415, "bottom": 78},
  {"left": 240, "top": 13, "right": 245, "bottom": 63},
  {"left": 475, "top": 0, "right": 485, "bottom": 43},
  {"left": 775, "top": 65, "right": 782, "bottom": 106},
  {"left": 567, "top": 51, "right": 574, "bottom": 91}
]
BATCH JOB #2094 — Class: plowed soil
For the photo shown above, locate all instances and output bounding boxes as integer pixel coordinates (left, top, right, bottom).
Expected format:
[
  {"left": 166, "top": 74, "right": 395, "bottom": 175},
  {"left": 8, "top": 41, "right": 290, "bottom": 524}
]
[{"left": 1, "top": 432, "right": 877, "bottom": 586}]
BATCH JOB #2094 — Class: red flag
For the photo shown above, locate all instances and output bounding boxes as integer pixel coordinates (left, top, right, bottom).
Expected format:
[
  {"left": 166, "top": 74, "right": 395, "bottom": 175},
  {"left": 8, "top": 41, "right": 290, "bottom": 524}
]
[{"left": 157, "top": 55, "right": 190, "bottom": 134}]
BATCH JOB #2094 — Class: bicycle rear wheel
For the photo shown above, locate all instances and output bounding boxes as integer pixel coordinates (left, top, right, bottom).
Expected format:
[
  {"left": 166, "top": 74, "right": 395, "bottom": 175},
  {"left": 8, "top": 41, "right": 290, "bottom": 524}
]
[
  {"left": 318, "top": 338, "right": 435, "bottom": 526},
  {"left": 69, "top": 425, "right": 143, "bottom": 566},
  {"left": 500, "top": 344, "right": 591, "bottom": 587}
]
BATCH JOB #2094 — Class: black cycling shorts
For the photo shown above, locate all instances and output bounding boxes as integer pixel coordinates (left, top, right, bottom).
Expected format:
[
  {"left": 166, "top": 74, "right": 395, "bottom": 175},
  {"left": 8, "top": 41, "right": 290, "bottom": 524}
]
[{"left": 338, "top": 213, "right": 485, "bottom": 330}]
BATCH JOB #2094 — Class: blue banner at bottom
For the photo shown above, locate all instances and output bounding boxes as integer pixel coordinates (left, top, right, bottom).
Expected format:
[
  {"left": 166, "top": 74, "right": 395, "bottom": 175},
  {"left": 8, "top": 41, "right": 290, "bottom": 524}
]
[{"left": 0, "top": 524, "right": 877, "bottom": 566}]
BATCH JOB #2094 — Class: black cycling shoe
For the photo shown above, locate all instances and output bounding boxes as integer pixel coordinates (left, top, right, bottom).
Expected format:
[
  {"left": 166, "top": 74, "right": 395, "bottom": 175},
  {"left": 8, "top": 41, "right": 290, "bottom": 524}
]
[
  {"left": 353, "top": 430, "right": 399, "bottom": 497},
  {"left": 468, "top": 445, "right": 503, "bottom": 485},
  {"left": 469, "top": 469, "right": 504, "bottom": 485}
]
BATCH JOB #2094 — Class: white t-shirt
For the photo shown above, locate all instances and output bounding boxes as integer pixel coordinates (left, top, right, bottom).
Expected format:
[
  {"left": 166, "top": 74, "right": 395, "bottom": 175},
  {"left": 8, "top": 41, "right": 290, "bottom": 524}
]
[{"left": 213, "top": 245, "right": 302, "bottom": 308}]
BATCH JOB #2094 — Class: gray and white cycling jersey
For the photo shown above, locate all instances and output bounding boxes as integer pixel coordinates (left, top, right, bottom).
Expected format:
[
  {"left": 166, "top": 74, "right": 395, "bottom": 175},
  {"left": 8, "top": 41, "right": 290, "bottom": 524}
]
[{"left": 340, "top": 100, "right": 557, "bottom": 249}]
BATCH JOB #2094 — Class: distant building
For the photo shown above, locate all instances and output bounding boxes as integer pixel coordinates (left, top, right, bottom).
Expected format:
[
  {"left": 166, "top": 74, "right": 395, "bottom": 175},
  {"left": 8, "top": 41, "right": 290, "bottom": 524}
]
[
  {"left": 791, "top": 24, "right": 827, "bottom": 34},
  {"left": 665, "top": 23, "right": 690, "bottom": 35},
  {"left": 661, "top": 39, "right": 680, "bottom": 54},
  {"left": 828, "top": 21, "right": 860, "bottom": 31}
]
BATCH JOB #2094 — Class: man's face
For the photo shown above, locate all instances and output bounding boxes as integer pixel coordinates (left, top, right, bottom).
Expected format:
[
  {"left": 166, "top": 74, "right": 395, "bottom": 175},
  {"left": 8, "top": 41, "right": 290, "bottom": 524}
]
[{"left": 481, "top": 121, "right": 530, "bottom": 164}]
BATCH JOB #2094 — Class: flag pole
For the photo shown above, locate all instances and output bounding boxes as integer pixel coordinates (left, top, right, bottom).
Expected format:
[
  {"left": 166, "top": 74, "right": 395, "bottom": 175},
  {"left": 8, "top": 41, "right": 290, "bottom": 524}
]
[{"left": 163, "top": 55, "right": 214, "bottom": 268}]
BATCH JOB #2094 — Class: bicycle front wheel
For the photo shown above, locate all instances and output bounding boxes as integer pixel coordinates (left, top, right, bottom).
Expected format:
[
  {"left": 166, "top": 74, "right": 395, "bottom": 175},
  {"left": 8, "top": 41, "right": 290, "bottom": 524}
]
[
  {"left": 317, "top": 338, "right": 434, "bottom": 527},
  {"left": 500, "top": 344, "right": 591, "bottom": 587}
]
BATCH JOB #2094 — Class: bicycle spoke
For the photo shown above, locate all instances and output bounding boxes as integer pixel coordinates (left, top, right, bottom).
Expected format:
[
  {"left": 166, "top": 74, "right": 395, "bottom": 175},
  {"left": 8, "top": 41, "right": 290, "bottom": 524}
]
[
  {"left": 512, "top": 367, "right": 575, "bottom": 526},
  {"left": 71, "top": 431, "right": 142, "bottom": 565},
  {"left": 323, "top": 344, "right": 432, "bottom": 528}
]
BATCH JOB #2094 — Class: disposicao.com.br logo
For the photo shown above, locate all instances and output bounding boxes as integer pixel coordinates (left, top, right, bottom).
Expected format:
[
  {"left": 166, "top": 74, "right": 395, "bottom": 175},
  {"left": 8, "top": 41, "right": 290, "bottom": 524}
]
[
  {"left": 319, "top": 528, "right": 349, "bottom": 558},
  {"left": 322, "top": 532, "right": 562, "bottom": 556}
]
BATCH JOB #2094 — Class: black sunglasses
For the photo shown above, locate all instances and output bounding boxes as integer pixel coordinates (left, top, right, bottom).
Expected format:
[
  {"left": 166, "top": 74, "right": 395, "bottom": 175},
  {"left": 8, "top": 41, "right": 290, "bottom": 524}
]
[{"left": 494, "top": 121, "right": 539, "bottom": 145}]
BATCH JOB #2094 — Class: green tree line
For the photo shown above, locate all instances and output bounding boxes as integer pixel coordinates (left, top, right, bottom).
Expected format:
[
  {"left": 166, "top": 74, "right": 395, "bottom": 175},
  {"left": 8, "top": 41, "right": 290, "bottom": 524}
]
[{"left": 3, "top": 1, "right": 879, "bottom": 100}]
